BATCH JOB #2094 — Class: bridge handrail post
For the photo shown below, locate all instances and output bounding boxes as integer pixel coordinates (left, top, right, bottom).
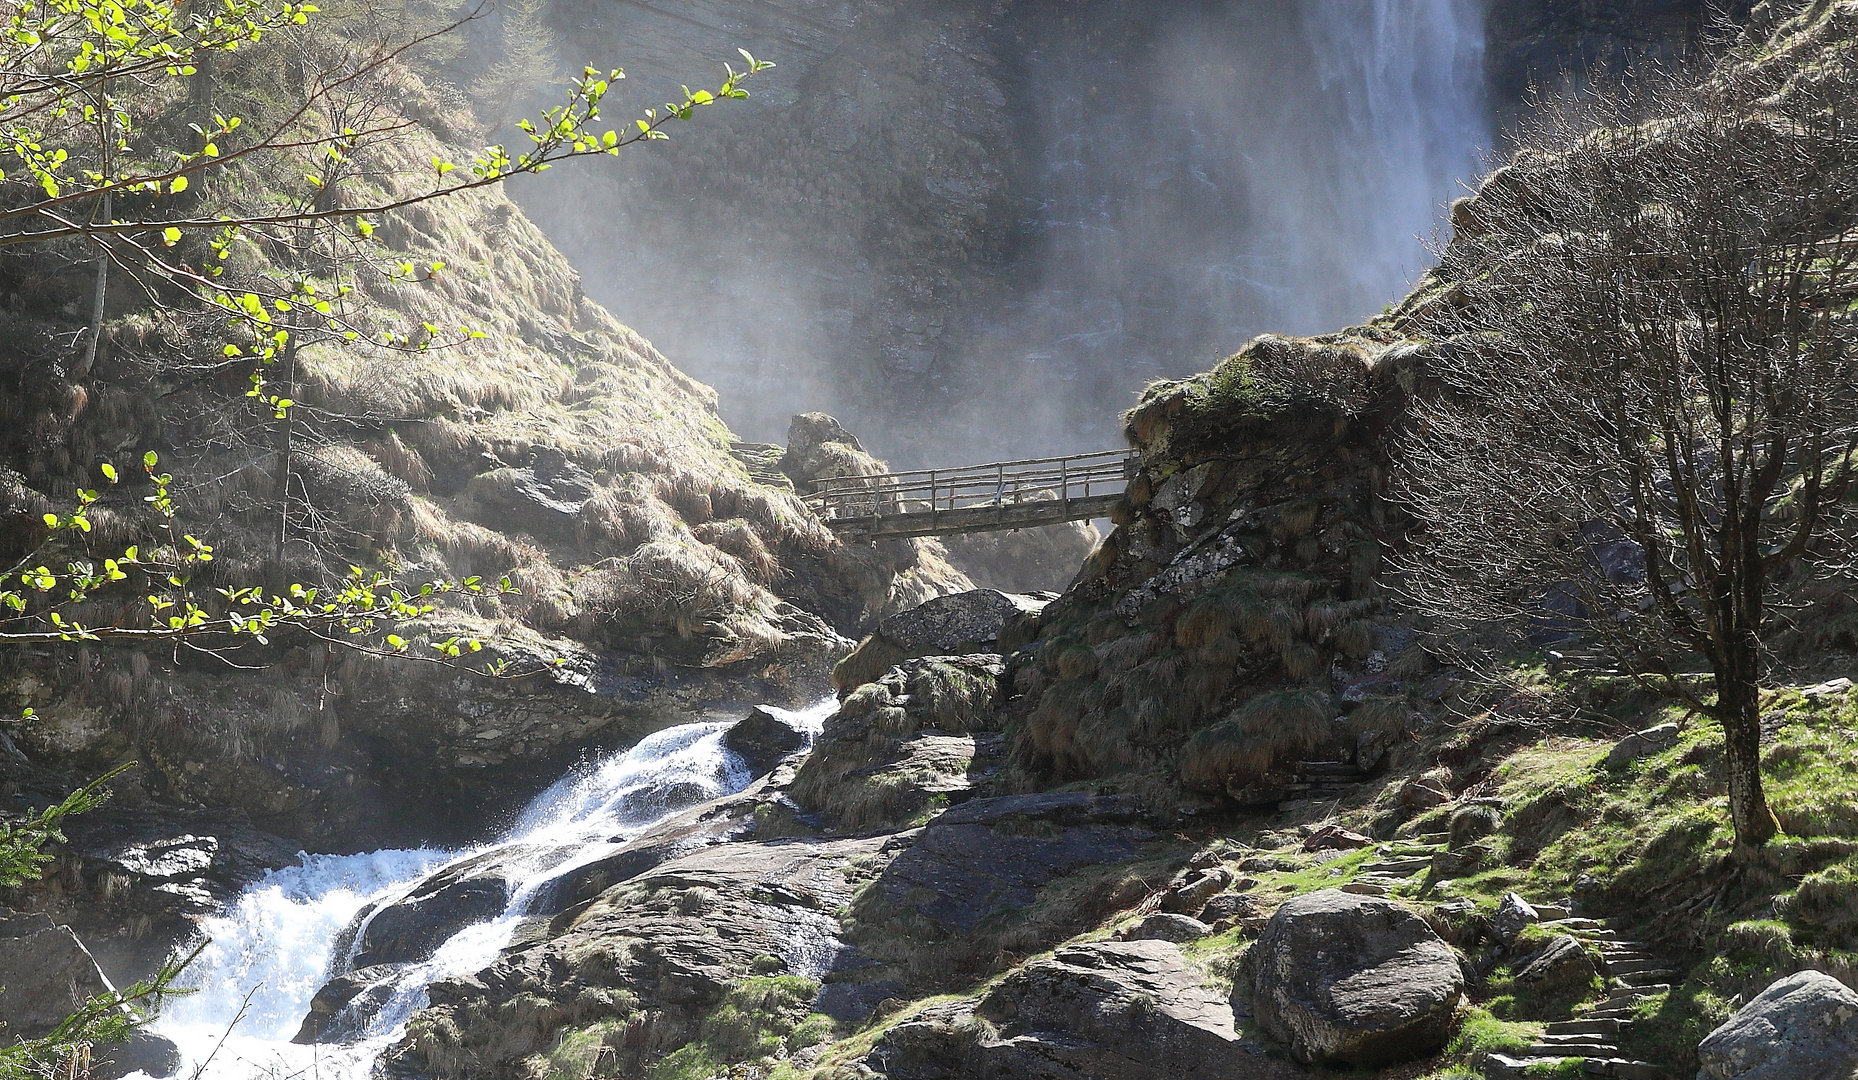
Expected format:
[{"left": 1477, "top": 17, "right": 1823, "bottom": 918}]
[{"left": 1060, "top": 457, "right": 1069, "bottom": 517}]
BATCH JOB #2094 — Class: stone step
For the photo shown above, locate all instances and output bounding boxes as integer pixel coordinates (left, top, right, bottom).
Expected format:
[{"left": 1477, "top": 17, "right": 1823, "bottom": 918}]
[
  {"left": 1546, "top": 1018, "right": 1624, "bottom": 1036},
  {"left": 1542, "top": 917, "right": 1611, "bottom": 930},
  {"left": 1379, "top": 843, "right": 1447, "bottom": 856},
  {"left": 1535, "top": 1033, "right": 1617, "bottom": 1047},
  {"left": 1520, "top": 1043, "right": 1617, "bottom": 1058},
  {"left": 1614, "top": 970, "right": 1679, "bottom": 987},
  {"left": 1604, "top": 959, "right": 1673, "bottom": 976},
  {"left": 1295, "top": 761, "right": 1363, "bottom": 776},
  {"left": 1582, "top": 1058, "right": 1664, "bottom": 1079},
  {"left": 1487, "top": 1054, "right": 1578, "bottom": 1080},
  {"left": 1358, "top": 858, "right": 1433, "bottom": 875},
  {"left": 1585, "top": 1005, "right": 1642, "bottom": 1019}
]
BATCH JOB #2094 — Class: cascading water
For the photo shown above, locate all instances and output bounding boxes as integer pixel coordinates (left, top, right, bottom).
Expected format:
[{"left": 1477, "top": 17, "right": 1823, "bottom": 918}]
[
  {"left": 146, "top": 702, "right": 835, "bottom": 1080},
  {"left": 943, "top": 0, "right": 1491, "bottom": 455}
]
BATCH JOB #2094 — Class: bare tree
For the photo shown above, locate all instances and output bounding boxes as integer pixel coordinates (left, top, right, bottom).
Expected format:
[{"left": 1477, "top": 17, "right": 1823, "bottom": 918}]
[{"left": 1394, "top": 78, "right": 1858, "bottom": 849}]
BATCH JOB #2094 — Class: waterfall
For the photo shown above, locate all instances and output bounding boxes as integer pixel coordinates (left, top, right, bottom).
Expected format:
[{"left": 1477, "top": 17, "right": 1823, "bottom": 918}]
[
  {"left": 145, "top": 702, "right": 834, "bottom": 1080},
  {"left": 1272, "top": 0, "right": 1490, "bottom": 327},
  {"left": 951, "top": 0, "right": 1490, "bottom": 457}
]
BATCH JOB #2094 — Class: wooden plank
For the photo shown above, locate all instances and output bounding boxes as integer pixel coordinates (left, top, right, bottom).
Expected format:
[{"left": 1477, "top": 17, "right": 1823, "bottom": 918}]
[{"left": 828, "top": 493, "right": 1123, "bottom": 540}]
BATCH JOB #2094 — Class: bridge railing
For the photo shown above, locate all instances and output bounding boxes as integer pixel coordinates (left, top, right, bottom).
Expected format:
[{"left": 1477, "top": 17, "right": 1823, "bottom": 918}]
[{"left": 802, "top": 449, "right": 1136, "bottom": 522}]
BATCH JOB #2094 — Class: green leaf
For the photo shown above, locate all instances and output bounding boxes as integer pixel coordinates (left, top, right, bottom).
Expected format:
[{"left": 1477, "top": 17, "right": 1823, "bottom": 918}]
[{"left": 100, "top": 463, "right": 117, "bottom": 483}]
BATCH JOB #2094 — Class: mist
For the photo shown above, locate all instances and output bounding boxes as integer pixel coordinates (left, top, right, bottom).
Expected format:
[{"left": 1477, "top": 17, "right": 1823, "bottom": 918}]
[{"left": 505, "top": 0, "right": 1489, "bottom": 466}]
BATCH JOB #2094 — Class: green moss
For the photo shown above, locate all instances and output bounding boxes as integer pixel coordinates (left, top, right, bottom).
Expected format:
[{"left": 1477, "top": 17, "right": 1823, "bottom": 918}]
[{"left": 539, "top": 1021, "right": 625, "bottom": 1080}]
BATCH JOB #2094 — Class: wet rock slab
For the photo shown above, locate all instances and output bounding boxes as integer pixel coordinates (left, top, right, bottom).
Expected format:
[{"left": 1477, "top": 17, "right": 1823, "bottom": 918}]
[
  {"left": 871, "top": 793, "right": 1157, "bottom": 932},
  {"left": 866, "top": 940, "right": 1302, "bottom": 1080}
]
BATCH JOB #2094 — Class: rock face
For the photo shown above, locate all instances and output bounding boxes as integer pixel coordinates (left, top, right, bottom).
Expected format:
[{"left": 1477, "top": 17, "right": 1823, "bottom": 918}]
[
  {"left": 1484, "top": 0, "right": 1751, "bottom": 131},
  {"left": 1238, "top": 889, "right": 1463, "bottom": 1067},
  {"left": 1696, "top": 970, "right": 1858, "bottom": 1080},
  {"left": 0, "top": 911, "right": 183, "bottom": 1078},
  {"left": 941, "top": 524, "right": 1100, "bottom": 595},
  {"left": 794, "top": 654, "right": 1007, "bottom": 831},
  {"left": 20, "top": 805, "right": 300, "bottom": 980},
  {"left": 0, "top": 911, "right": 114, "bottom": 1036}
]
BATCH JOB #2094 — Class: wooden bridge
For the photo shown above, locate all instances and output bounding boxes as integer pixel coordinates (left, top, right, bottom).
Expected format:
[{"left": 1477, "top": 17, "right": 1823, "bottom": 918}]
[{"left": 801, "top": 449, "right": 1137, "bottom": 540}]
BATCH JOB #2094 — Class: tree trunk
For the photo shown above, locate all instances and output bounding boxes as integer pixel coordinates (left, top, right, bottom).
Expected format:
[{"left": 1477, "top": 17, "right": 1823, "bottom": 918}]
[{"left": 1715, "top": 655, "right": 1778, "bottom": 849}]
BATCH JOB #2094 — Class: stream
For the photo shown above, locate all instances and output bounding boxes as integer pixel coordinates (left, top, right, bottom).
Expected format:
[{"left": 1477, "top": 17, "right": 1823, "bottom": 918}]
[{"left": 145, "top": 701, "right": 835, "bottom": 1080}]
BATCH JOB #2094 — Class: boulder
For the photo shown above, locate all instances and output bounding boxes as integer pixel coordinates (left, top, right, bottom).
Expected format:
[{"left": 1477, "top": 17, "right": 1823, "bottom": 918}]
[
  {"left": 1513, "top": 934, "right": 1598, "bottom": 990},
  {"left": 1492, "top": 892, "right": 1538, "bottom": 946},
  {"left": 1304, "top": 825, "right": 1372, "bottom": 852},
  {"left": 93, "top": 1030, "right": 182, "bottom": 1080},
  {"left": 1696, "top": 970, "right": 1858, "bottom": 1080},
  {"left": 835, "top": 591, "right": 1048, "bottom": 692},
  {"left": 0, "top": 911, "right": 115, "bottom": 1036},
  {"left": 1199, "top": 893, "right": 1261, "bottom": 924},
  {"left": 723, "top": 706, "right": 811, "bottom": 778},
  {"left": 1238, "top": 889, "right": 1463, "bottom": 1066},
  {"left": 1160, "top": 867, "right": 1234, "bottom": 913},
  {"left": 879, "top": 589, "right": 1046, "bottom": 655},
  {"left": 1396, "top": 779, "right": 1453, "bottom": 811},
  {"left": 1606, "top": 722, "right": 1681, "bottom": 769},
  {"left": 1118, "top": 914, "right": 1212, "bottom": 943}
]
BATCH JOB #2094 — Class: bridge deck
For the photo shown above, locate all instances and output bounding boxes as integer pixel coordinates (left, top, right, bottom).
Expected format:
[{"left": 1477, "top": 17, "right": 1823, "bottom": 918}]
[{"left": 802, "top": 449, "right": 1134, "bottom": 539}]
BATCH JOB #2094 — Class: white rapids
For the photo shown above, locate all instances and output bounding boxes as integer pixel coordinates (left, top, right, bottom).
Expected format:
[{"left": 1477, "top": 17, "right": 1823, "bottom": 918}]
[{"left": 145, "top": 701, "right": 835, "bottom": 1080}]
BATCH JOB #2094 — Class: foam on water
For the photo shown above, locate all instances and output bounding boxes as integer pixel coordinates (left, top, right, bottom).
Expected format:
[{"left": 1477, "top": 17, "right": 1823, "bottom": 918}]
[{"left": 147, "top": 699, "right": 838, "bottom": 1080}]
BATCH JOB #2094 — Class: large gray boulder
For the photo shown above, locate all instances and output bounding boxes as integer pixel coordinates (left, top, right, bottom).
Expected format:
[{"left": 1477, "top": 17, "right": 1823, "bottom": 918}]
[
  {"left": 723, "top": 705, "right": 812, "bottom": 778},
  {"left": 1696, "top": 970, "right": 1858, "bottom": 1080},
  {"left": 878, "top": 589, "right": 1047, "bottom": 655},
  {"left": 1237, "top": 889, "right": 1463, "bottom": 1066},
  {"left": 834, "top": 590, "right": 1048, "bottom": 692}
]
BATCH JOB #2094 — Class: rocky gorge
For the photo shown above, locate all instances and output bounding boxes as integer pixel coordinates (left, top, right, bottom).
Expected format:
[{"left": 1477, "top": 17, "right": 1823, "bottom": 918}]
[{"left": 6, "top": 1, "right": 1858, "bottom": 1080}]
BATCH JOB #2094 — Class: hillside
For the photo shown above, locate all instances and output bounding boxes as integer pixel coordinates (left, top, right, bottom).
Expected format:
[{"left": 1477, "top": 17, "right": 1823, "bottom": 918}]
[{"left": 360, "top": 3, "right": 1858, "bottom": 1078}]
